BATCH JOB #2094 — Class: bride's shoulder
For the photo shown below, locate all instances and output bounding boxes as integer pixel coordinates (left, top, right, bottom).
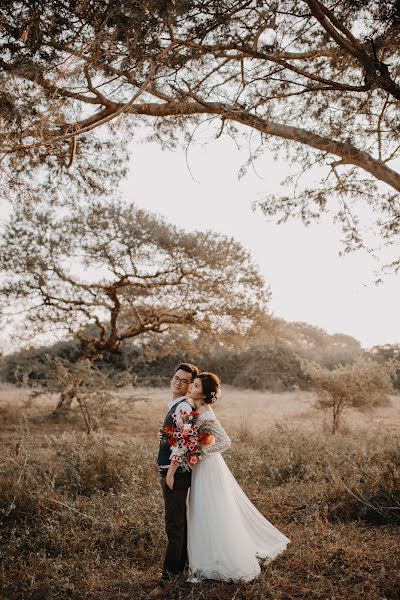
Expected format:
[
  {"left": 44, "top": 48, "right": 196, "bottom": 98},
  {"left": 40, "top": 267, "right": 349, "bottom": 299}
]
[{"left": 197, "top": 408, "right": 217, "bottom": 423}]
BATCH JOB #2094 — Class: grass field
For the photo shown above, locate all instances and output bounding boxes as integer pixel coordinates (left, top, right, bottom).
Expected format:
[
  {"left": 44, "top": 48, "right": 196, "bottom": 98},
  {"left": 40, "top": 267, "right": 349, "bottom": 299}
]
[{"left": 0, "top": 384, "right": 399, "bottom": 600}]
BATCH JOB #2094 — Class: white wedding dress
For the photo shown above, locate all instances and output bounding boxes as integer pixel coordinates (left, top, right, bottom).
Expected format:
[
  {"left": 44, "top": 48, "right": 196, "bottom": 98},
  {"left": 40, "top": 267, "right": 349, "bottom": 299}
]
[{"left": 187, "top": 409, "right": 289, "bottom": 582}]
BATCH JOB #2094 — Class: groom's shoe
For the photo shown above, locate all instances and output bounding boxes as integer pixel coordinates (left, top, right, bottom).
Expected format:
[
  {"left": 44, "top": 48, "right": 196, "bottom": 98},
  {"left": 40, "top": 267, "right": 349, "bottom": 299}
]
[{"left": 148, "top": 580, "right": 171, "bottom": 599}]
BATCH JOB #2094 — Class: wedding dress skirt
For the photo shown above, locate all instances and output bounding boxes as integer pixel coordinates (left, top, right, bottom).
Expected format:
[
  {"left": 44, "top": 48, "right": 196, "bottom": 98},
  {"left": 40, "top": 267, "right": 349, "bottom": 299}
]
[{"left": 187, "top": 451, "right": 290, "bottom": 582}]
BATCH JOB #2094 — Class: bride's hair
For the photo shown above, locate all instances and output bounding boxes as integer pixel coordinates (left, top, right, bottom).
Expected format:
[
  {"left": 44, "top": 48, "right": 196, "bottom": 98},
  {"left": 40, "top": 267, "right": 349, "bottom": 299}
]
[{"left": 196, "top": 372, "right": 221, "bottom": 404}]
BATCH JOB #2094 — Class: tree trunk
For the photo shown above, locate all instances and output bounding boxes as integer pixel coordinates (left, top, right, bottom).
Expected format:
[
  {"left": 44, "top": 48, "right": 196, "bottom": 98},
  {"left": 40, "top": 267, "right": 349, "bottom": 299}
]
[
  {"left": 331, "top": 397, "right": 345, "bottom": 434},
  {"left": 332, "top": 402, "right": 340, "bottom": 434},
  {"left": 51, "top": 375, "right": 82, "bottom": 416}
]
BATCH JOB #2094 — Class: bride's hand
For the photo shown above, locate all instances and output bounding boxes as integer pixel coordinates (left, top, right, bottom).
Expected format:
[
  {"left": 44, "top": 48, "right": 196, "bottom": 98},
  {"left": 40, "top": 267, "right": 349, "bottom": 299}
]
[{"left": 166, "top": 471, "right": 174, "bottom": 490}]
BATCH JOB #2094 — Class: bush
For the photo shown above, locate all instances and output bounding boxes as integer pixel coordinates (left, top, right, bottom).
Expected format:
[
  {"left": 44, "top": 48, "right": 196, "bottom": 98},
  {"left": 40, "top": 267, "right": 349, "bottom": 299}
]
[
  {"left": 227, "top": 425, "right": 400, "bottom": 526},
  {"left": 302, "top": 358, "right": 396, "bottom": 433},
  {"left": 227, "top": 342, "right": 309, "bottom": 390},
  {"left": 0, "top": 341, "right": 81, "bottom": 385},
  {"left": 50, "top": 433, "right": 137, "bottom": 497},
  {"left": 324, "top": 439, "right": 400, "bottom": 525}
]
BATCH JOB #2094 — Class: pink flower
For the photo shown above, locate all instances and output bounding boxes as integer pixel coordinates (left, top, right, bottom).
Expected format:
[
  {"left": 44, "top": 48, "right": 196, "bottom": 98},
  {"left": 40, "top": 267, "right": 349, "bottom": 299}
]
[{"left": 189, "top": 456, "right": 198, "bottom": 465}]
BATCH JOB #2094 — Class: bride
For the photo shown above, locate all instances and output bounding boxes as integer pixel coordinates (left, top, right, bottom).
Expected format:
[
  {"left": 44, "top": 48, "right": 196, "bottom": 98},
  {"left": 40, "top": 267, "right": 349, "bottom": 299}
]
[{"left": 166, "top": 371, "right": 289, "bottom": 583}]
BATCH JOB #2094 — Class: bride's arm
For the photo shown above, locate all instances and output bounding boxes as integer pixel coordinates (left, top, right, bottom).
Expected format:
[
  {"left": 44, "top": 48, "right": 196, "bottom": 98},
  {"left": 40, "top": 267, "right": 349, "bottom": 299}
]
[{"left": 201, "top": 420, "right": 231, "bottom": 456}]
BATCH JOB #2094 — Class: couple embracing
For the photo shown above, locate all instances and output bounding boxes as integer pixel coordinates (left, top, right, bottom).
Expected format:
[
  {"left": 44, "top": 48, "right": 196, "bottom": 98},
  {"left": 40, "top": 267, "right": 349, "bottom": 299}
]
[{"left": 150, "top": 363, "right": 289, "bottom": 598}]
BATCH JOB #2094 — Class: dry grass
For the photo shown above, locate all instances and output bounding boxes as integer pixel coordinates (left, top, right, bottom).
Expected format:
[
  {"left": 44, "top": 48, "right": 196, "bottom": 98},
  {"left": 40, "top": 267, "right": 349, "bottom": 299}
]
[{"left": 0, "top": 384, "right": 399, "bottom": 600}]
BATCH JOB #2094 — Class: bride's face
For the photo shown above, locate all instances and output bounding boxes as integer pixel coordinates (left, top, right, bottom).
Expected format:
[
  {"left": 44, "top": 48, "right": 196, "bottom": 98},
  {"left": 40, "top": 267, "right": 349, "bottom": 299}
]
[{"left": 187, "top": 378, "right": 205, "bottom": 405}]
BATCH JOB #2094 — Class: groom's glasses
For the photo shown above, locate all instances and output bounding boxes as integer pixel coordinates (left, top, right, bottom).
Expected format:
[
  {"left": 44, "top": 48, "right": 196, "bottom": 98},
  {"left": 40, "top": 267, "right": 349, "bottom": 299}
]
[{"left": 172, "top": 375, "right": 190, "bottom": 386}]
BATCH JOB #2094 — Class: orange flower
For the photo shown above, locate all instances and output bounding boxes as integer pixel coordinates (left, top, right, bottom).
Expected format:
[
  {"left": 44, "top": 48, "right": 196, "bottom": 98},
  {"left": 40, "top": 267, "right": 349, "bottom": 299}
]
[{"left": 201, "top": 434, "right": 215, "bottom": 446}]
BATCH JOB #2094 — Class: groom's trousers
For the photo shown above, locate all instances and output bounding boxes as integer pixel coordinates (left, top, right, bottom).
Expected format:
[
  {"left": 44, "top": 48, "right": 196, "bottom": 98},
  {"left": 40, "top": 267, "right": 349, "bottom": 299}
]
[{"left": 160, "top": 470, "right": 191, "bottom": 580}]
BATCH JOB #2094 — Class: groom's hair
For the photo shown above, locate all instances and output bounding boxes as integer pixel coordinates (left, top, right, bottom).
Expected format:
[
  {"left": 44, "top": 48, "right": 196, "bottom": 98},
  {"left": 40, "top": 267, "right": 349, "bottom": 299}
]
[{"left": 175, "top": 362, "right": 200, "bottom": 380}]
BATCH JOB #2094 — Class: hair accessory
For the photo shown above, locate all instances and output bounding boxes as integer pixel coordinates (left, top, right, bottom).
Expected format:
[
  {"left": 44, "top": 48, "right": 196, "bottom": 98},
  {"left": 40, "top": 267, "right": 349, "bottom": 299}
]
[{"left": 210, "top": 387, "right": 222, "bottom": 403}]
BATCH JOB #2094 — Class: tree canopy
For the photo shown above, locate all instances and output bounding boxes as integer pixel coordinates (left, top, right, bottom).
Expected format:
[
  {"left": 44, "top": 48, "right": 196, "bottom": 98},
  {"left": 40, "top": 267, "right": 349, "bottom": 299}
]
[
  {"left": 1, "top": 1, "right": 400, "bottom": 261},
  {"left": 0, "top": 199, "right": 268, "bottom": 359}
]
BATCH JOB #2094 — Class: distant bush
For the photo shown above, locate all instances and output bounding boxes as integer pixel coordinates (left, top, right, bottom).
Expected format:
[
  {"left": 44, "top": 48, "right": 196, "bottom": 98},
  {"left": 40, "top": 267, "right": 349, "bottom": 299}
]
[
  {"left": 301, "top": 358, "right": 396, "bottom": 433},
  {"left": 277, "top": 321, "right": 363, "bottom": 368},
  {"left": 230, "top": 342, "right": 309, "bottom": 390},
  {"left": 0, "top": 322, "right": 397, "bottom": 396},
  {"left": 0, "top": 341, "right": 81, "bottom": 385},
  {"left": 367, "top": 344, "right": 400, "bottom": 390}
]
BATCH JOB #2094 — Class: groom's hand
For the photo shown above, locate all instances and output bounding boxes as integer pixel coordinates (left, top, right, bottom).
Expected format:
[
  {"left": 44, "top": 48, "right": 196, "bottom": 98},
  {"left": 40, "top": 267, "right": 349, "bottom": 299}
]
[{"left": 157, "top": 430, "right": 163, "bottom": 442}]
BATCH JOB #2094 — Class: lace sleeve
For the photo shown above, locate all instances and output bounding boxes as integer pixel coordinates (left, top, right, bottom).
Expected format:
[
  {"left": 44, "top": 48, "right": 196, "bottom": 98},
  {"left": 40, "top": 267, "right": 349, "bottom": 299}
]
[{"left": 200, "top": 420, "right": 231, "bottom": 456}]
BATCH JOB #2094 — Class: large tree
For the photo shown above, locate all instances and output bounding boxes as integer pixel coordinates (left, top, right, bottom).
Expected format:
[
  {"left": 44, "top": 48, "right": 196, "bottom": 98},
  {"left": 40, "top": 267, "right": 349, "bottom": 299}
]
[
  {"left": 0, "top": 199, "right": 268, "bottom": 409},
  {"left": 1, "top": 1, "right": 400, "bottom": 260}
]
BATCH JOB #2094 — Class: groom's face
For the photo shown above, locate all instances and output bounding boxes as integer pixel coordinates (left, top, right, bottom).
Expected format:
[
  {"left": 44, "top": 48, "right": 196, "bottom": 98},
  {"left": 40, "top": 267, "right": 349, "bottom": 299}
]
[{"left": 171, "top": 369, "right": 192, "bottom": 397}]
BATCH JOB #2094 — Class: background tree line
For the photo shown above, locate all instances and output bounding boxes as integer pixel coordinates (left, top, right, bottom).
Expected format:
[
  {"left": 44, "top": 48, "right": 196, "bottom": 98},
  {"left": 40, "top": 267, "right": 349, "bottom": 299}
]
[{"left": 2, "top": 314, "right": 398, "bottom": 392}]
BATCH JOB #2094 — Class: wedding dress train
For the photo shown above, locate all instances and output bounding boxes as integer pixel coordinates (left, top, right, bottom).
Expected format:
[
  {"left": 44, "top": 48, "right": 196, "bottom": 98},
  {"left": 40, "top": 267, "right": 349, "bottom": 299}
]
[{"left": 187, "top": 409, "right": 289, "bottom": 582}]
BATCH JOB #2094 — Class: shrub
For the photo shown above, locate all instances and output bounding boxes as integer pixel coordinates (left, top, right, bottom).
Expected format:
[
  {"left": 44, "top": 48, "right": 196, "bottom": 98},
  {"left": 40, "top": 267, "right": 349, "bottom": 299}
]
[
  {"left": 49, "top": 433, "right": 138, "bottom": 497},
  {"left": 302, "top": 358, "right": 397, "bottom": 433},
  {"left": 323, "top": 438, "right": 400, "bottom": 525},
  {"left": 228, "top": 426, "right": 400, "bottom": 526},
  {"left": 231, "top": 342, "right": 309, "bottom": 390}
]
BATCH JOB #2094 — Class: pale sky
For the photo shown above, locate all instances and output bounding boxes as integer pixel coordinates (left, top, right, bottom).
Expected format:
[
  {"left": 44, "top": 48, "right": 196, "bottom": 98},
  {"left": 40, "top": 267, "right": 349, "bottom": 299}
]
[{"left": 119, "top": 134, "right": 400, "bottom": 350}]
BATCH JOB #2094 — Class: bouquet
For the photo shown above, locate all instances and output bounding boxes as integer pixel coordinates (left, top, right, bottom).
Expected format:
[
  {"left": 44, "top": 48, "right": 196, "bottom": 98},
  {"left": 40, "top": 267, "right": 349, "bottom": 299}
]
[{"left": 163, "top": 408, "right": 215, "bottom": 471}]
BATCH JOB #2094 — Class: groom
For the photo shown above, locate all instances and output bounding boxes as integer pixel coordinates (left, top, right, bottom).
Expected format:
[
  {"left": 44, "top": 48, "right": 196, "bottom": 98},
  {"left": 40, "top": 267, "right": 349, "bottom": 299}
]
[{"left": 149, "top": 362, "right": 200, "bottom": 599}]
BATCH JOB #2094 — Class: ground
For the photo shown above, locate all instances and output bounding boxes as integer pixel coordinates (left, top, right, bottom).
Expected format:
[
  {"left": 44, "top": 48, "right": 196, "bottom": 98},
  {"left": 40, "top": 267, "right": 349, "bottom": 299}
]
[{"left": 0, "top": 384, "right": 399, "bottom": 600}]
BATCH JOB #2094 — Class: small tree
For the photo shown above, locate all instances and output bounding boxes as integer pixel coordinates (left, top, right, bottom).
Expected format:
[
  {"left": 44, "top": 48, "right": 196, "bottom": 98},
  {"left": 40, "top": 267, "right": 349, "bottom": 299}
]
[
  {"left": 302, "top": 358, "right": 397, "bottom": 433},
  {"left": 0, "top": 199, "right": 268, "bottom": 413}
]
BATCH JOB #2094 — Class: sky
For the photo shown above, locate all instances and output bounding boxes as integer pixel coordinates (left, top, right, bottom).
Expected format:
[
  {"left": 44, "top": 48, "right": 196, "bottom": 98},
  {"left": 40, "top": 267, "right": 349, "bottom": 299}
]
[{"left": 119, "top": 134, "right": 400, "bottom": 350}]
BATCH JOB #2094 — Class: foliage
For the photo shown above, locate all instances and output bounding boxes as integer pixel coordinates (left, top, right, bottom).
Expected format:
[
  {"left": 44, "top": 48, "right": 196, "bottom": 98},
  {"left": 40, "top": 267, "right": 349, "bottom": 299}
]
[
  {"left": 227, "top": 341, "right": 309, "bottom": 391},
  {"left": 1, "top": 1, "right": 400, "bottom": 263},
  {"left": 0, "top": 316, "right": 377, "bottom": 393},
  {"left": 0, "top": 341, "right": 81, "bottom": 385},
  {"left": 46, "top": 358, "right": 137, "bottom": 430},
  {"left": 302, "top": 357, "right": 397, "bottom": 433},
  {"left": 0, "top": 198, "right": 267, "bottom": 349},
  {"left": 366, "top": 343, "right": 400, "bottom": 389},
  {"left": 278, "top": 320, "right": 363, "bottom": 367},
  {"left": 119, "top": 314, "right": 363, "bottom": 390}
]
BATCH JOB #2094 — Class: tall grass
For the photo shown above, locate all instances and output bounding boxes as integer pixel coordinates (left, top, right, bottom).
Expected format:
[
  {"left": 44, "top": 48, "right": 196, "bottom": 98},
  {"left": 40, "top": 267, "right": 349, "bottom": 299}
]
[{"left": 0, "top": 392, "right": 399, "bottom": 599}]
